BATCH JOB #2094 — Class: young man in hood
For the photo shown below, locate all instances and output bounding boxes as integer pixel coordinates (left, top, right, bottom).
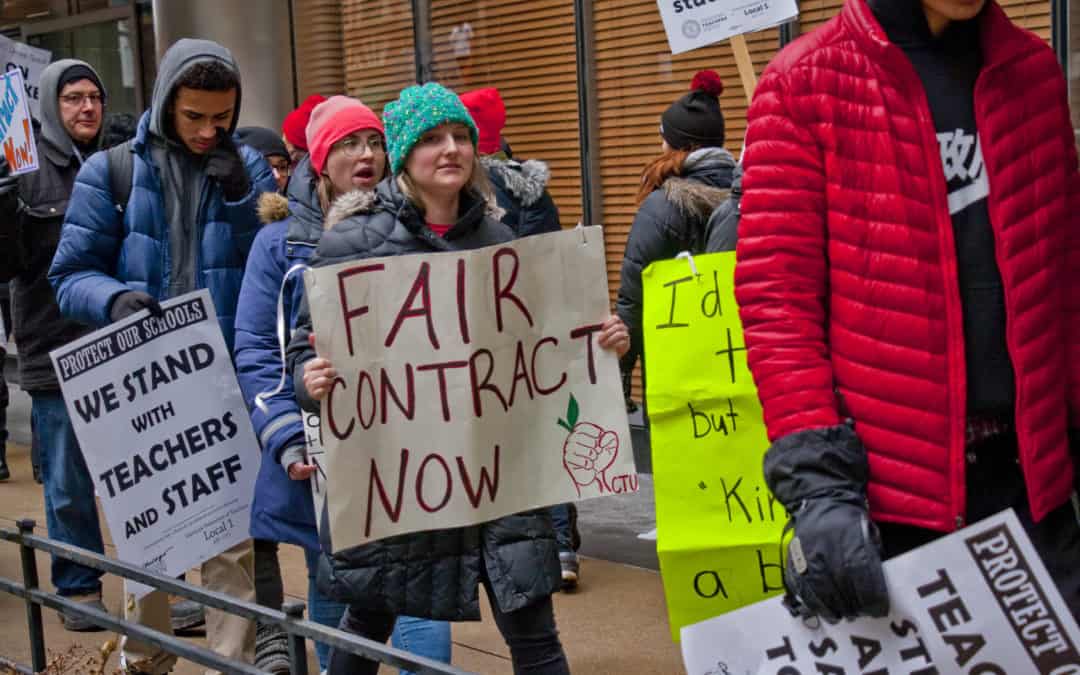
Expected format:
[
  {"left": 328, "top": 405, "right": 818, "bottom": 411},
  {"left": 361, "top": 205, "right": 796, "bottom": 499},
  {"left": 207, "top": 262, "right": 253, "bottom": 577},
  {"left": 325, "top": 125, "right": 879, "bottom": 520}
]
[
  {"left": 50, "top": 39, "right": 276, "bottom": 673},
  {"left": 0, "top": 59, "right": 110, "bottom": 631},
  {"left": 736, "top": 0, "right": 1080, "bottom": 622}
]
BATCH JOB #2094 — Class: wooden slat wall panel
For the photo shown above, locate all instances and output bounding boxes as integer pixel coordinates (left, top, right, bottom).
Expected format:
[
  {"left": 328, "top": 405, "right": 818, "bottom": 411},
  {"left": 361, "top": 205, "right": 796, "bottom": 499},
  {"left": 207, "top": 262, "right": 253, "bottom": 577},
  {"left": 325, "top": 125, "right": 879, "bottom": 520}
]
[
  {"left": 341, "top": 1, "right": 416, "bottom": 114},
  {"left": 797, "top": 0, "right": 844, "bottom": 32},
  {"left": 429, "top": 0, "right": 582, "bottom": 230},
  {"left": 595, "top": 0, "right": 777, "bottom": 398},
  {"left": 292, "top": 0, "right": 345, "bottom": 100}
]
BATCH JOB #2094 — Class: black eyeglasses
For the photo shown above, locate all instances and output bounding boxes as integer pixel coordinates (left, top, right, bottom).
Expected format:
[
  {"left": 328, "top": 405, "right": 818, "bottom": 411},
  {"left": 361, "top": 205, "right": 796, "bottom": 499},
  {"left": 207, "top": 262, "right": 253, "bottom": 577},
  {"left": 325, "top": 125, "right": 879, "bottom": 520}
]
[{"left": 60, "top": 93, "right": 103, "bottom": 106}]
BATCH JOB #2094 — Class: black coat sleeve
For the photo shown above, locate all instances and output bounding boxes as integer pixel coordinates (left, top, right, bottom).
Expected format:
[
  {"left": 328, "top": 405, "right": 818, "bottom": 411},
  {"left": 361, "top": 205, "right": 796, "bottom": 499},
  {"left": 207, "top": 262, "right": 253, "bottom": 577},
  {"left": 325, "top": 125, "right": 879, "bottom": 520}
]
[
  {"left": 519, "top": 190, "right": 561, "bottom": 237},
  {"left": 704, "top": 193, "right": 740, "bottom": 253},
  {"left": 614, "top": 193, "right": 686, "bottom": 390},
  {"left": 0, "top": 182, "right": 24, "bottom": 282}
]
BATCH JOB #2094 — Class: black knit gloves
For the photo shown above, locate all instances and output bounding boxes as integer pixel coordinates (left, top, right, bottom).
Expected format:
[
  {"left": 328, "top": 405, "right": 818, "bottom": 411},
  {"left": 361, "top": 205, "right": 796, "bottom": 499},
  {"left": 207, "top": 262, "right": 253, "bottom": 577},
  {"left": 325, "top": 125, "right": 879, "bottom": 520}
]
[
  {"left": 110, "top": 291, "right": 163, "bottom": 322},
  {"left": 765, "top": 423, "right": 889, "bottom": 623},
  {"left": 206, "top": 127, "right": 250, "bottom": 201}
]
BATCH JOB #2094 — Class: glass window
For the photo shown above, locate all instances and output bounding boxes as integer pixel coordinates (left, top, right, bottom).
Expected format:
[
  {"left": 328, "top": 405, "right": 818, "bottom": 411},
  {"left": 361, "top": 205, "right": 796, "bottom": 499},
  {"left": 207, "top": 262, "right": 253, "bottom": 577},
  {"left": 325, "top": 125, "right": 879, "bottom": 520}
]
[{"left": 28, "top": 15, "right": 139, "bottom": 115}]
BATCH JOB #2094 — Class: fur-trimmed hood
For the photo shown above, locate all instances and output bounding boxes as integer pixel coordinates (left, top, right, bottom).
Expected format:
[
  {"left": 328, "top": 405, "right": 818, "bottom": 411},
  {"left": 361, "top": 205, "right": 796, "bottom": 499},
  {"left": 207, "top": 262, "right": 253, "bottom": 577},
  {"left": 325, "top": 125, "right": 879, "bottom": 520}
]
[
  {"left": 258, "top": 191, "right": 289, "bottom": 225},
  {"left": 662, "top": 146, "right": 736, "bottom": 221},
  {"left": 325, "top": 176, "right": 504, "bottom": 231},
  {"left": 482, "top": 156, "right": 550, "bottom": 207},
  {"left": 325, "top": 188, "right": 379, "bottom": 230}
]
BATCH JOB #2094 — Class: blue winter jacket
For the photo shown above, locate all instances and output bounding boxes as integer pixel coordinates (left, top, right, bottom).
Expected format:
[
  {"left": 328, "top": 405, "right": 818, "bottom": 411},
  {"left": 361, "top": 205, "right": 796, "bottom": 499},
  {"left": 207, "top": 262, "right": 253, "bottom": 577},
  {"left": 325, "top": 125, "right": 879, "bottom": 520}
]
[
  {"left": 234, "top": 159, "right": 322, "bottom": 550},
  {"left": 49, "top": 110, "right": 275, "bottom": 349}
]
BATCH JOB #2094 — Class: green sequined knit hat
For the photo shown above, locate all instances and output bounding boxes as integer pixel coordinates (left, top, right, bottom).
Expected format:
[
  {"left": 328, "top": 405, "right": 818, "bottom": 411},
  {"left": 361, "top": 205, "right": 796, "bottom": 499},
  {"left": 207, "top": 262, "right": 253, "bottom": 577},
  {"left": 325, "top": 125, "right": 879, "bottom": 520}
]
[{"left": 383, "top": 82, "right": 480, "bottom": 175}]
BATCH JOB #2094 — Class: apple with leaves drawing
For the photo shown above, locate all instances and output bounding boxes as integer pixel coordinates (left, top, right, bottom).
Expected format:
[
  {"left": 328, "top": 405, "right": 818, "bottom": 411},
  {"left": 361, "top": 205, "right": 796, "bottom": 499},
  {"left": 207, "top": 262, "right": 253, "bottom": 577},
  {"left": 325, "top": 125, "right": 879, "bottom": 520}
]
[{"left": 558, "top": 394, "right": 620, "bottom": 496}]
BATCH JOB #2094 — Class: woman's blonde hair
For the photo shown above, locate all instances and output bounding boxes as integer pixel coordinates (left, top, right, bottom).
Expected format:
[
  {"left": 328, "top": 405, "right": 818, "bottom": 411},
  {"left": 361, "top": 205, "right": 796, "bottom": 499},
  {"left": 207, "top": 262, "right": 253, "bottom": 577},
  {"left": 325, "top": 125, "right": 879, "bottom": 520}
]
[{"left": 396, "top": 154, "right": 497, "bottom": 217}]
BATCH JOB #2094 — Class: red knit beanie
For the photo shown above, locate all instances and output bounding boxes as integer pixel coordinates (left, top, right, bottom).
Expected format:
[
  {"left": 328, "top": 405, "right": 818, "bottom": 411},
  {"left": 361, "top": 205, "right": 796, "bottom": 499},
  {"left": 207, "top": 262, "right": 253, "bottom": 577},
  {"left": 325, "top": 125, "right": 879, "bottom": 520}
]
[
  {"left": 306, "top": 96, "right": 385, "bottom": 175},
  {"left": 459, "top": 88, "right": 506, "bottom": 155},
  {"left": 282, "top": 94, "right": 326, "bottom": 150}
]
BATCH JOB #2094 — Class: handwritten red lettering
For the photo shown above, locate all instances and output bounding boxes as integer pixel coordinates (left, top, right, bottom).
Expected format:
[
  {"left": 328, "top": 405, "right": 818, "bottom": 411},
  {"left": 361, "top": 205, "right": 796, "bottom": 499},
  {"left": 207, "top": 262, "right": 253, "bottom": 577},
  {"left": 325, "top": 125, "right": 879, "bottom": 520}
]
[
  {"left": 416, "top": 453, "right": 453, "bottom": 513},
  {"left": 507, "top": 340, "right": 535, "bottom": 407},
  {"left": 337, "top": 263, "right": 384, "bottom": 357},
  {"left": 417, "top": 360, "right": 468, "bottom": 422},
  {"left": 385, "top": 261, "right": 440, "bottom": 350},
  {"left": 570, "top": 323, "right": 603, "bottom": 384},
  {"left": 380, "top": 364, "right": 415, "bottom": 424},
  {"left": 365, "top": 449, "right": 409, "bottom": 537},
  {"left": 458, "top": 445, "right": 500, "bottom": 508},
  {"left": 326, "top": 377, "right": 354, "bottom": 439},
  {"left": 493, "top": 248, "right": 534, "bottom": 332},
  {"left": 456, "top": 258, "right": 470, "bottom": 345},
  {"left": 532, "top": 337, "right": 567, "bottom": 395},
  {"left": 469, "top": 348, "right": 509, "bottom": 417},
  {"left": 356, "top": 370, "right": 376, "bottom": 430}
]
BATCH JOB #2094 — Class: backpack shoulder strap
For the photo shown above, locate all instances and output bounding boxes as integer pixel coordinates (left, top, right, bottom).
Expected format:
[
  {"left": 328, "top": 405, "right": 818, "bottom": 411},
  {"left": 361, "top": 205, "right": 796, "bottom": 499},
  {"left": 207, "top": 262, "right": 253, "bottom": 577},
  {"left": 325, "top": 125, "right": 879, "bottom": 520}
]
[{"left": 106, "top": 139, "right": 134, "bottom": 214}]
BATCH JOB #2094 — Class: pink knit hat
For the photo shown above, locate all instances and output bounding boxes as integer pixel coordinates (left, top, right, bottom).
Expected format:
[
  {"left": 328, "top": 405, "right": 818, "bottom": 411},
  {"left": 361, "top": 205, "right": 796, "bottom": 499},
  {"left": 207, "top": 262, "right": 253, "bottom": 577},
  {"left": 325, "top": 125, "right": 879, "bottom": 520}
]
[{"left": 305, "top": 96, "right": 385, "bottom": 174}]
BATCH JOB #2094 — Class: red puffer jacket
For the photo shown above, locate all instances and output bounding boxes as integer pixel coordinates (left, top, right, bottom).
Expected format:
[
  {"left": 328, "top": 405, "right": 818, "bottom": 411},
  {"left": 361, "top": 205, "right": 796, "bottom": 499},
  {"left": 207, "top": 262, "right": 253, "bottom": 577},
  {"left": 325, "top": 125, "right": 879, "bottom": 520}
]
[{"left": 736, "top": 0, "right": 1080, "bottom": 532}]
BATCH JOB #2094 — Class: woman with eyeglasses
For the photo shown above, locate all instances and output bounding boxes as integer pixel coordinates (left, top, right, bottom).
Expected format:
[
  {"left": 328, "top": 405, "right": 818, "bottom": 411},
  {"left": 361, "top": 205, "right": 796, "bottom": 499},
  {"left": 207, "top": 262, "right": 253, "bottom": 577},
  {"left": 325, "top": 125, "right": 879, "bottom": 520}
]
[{"left": 233, "top": 96, "right": 451, "bottom": 675}]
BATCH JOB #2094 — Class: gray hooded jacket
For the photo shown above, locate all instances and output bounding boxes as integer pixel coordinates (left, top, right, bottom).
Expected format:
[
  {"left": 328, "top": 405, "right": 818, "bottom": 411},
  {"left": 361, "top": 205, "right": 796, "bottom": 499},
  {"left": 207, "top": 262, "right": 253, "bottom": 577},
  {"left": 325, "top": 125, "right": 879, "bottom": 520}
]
[
  {"left": 147, "top": 39, "right": 244, "bottom": 299},
  {"left": 0, "top": 59, "right": 103, "bottom": 390}
]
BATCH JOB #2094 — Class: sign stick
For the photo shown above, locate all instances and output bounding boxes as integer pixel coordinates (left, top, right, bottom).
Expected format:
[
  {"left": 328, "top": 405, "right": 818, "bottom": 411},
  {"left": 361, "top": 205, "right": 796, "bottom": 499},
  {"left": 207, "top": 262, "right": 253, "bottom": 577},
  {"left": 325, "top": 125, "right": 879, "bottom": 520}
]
[{"left": 730, "top": 34, "right": 758, "bottom": 103}]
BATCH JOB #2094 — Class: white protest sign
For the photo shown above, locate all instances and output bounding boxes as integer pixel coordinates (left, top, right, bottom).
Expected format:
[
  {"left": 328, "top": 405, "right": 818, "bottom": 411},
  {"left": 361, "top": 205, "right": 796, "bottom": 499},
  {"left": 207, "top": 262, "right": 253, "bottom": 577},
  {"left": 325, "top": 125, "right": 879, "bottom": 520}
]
[
  {"left": 0, "top": 35, "right": 50, "bottom": 119},
  {"left": 0, "top": 69, "right": 37, "bottom": 176},
  {"left": 304, "top": 226, "right": 636, "bottom": 551},
  {"left": 302, "top": 411, "right": 328, "bottom": 532},
  {"left": 657, "top": 0, "right": 798, "bottom": 55},
  {"left": 682, "top": 509, "right": 1080, "bottom": 675},
  {"left": 50, "top": 290, "right": 258, "bottom": 597}
]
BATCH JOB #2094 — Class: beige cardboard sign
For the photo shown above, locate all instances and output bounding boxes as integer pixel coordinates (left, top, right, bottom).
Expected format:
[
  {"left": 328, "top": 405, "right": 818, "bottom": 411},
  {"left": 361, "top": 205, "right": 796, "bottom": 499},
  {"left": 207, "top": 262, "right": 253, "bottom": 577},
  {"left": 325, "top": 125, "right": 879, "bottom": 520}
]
[{"left": 304, "top": 227, "right": 636, "bottom": 551}]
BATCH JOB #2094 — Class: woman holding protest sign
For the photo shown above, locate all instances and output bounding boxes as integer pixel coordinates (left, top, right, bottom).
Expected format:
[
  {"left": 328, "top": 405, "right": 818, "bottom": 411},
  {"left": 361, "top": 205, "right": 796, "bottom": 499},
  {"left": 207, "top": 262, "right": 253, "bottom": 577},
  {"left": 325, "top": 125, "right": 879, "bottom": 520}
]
[
  {"left": 615, "top": 70, "right": 735, "bottom": 407},
  {"left": 286, "top": 82, "right": 631, "bottom": 675},
  {"left": 234, "top": 96, "right": 451, "bottom": 674}
]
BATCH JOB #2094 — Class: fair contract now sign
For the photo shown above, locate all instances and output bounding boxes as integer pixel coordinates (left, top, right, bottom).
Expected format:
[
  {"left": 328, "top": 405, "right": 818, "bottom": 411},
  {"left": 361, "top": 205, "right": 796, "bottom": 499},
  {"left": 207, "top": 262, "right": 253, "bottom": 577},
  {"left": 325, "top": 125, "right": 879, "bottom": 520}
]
[{"left": 658, "top": 0, "right": 798, "bottom": 54}]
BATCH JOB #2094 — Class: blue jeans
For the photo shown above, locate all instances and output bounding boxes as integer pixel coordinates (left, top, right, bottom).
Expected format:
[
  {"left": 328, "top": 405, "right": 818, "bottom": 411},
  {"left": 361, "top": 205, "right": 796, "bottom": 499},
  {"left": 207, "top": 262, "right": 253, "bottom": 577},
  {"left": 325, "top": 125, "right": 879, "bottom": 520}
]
[
  {"left": 328, "top": 586, "right": 564, "bottom": 675},
  {"left": 549, "top": 504, "right": 575, "bottom": 553},
  {"left": 303, "top": 547, "right": 347, "bottom": 670},
  {"left": 31, "top": 392, "right": 105, "bottom": 596},
  {"left": 391, "top": 614, "right": 452, "bottom": 675},
  {"left": 307, "top": 549, "right": 451, "bottom": 674}
]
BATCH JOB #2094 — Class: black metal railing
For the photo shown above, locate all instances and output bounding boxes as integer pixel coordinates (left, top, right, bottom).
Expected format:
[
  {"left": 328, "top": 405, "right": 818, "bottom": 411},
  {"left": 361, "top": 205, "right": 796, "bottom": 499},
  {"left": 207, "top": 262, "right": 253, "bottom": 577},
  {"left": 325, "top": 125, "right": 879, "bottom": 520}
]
[{"left": 0, "top": 519, "right": 473, "bottom": 675}]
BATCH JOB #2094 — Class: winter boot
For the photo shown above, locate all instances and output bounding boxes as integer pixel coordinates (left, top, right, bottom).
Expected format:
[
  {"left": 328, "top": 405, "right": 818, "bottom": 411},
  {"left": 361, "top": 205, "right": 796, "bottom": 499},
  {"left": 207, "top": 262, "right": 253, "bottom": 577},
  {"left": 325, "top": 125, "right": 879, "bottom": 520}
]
[{"left": 255, "top": 620, "right": 291, "bottom": 675}]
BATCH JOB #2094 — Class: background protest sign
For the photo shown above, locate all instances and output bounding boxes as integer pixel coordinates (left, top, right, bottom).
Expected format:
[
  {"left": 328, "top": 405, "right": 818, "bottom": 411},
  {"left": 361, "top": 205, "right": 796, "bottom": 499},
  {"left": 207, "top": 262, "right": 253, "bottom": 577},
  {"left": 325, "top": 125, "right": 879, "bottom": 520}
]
[
  {"left": 303, "top": 411, "right": 328, "bottom": 533},
  {"left": 682, "top": 509, "right": 1080, "bottom": 675},
  {"left": 643, "top": 251, "right": 784, "bottom": 640},
  {"left": 655, "top": 0, "right": 798, "bottom": 55},
  {"left": 304, "top": 226, "right": 635, "bottom": 551},
  {"left": 0, "top": 34, "right": 50, "bottom": 119},
  {"left": 0, "top": 68, "right": 37, "bottom": 176},
  {"left": 50, "top": 290, "right": 258, "bottom": 597}
]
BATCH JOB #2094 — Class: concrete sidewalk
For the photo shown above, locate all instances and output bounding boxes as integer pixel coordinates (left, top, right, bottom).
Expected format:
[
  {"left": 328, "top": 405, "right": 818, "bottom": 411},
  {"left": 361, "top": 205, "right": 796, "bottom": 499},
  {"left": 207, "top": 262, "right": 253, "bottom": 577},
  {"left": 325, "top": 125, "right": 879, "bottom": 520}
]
[{"left": 0, "top": 440, "right": 684, "bottom": 674}]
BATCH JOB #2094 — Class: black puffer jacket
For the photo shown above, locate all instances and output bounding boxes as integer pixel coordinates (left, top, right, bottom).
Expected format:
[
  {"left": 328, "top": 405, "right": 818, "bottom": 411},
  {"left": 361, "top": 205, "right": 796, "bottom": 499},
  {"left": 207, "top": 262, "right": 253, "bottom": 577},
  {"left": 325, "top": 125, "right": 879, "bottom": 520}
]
[
  {"left": 704, "top": 163, "right": 742, "bottom": 253},
  {"left": 615, "top": 147, "right": 735, "bottom": 395},
  {"left": 484, "top": 156, "right": 561, "bottom": 237},
  {"left": 285, "top": 177, "right": 562, "bottom": 620}
]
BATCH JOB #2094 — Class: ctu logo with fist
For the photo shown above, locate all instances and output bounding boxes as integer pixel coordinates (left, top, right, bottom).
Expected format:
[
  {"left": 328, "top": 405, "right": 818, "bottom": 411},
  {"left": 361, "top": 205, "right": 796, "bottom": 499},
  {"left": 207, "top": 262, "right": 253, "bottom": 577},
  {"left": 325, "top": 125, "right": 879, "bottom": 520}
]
[{"left": 558, "top": 395, "right": 621, "bottom": 496}]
